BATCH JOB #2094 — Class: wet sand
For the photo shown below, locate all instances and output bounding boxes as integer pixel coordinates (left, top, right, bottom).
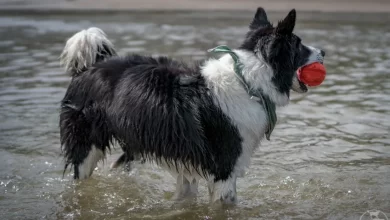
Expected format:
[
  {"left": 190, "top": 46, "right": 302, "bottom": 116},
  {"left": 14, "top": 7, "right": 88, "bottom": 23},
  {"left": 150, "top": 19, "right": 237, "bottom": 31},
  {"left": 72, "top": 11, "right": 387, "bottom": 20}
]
[{"left": 0, "top": 0, "right": 390, "bottom": 13}]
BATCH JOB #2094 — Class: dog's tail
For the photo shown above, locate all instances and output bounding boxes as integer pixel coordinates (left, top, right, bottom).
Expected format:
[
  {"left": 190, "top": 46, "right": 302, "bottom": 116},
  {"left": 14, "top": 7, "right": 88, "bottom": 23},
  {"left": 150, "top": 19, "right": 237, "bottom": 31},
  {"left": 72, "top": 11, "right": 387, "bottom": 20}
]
[{"left": 60, "top": 27, "right": 116, "bottom": 76}]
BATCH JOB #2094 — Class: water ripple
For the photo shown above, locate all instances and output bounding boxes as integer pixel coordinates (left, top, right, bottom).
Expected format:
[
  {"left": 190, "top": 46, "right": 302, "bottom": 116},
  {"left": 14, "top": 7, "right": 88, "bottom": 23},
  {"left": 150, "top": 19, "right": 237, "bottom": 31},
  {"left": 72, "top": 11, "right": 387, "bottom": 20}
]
[{"left": 0, "top": 13, "right": 389, "bottom": 219}]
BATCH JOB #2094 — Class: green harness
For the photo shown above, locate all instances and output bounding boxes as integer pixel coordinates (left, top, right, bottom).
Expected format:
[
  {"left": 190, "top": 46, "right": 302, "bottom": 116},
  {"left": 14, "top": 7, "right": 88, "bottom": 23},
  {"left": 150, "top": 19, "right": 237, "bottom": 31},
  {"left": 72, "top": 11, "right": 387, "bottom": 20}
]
[{"left": 208, "top": 45, "right": 277, "bottom": 140}]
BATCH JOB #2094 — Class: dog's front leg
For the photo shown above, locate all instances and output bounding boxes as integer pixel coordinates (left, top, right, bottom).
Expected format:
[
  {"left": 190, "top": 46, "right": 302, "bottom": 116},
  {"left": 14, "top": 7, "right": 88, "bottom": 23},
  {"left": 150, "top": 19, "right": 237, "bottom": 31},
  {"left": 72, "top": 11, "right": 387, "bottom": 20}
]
[
  {"left": 172, "top": 174, "right": 198, "bottom": 200},
  {"left": 208, "top": 175, "right": 237, "bottom": 204}
]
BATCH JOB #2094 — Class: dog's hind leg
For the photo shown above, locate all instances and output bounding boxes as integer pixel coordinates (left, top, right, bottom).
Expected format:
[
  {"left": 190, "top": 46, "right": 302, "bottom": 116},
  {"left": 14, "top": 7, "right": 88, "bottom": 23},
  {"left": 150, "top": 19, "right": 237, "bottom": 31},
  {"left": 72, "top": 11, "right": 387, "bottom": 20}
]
[
  {"left": 110, "top": 141, "right": 146, "bottom": 171},
  {"left": 110, "top": 152, "right": 134, "bottom": 171},
  {"left": 172, "top": 174, "right": 198, "bottom": 200},
  {"left": 77, "top": 144, "right": 105, "bottom": 179},
  {"left": 60, "top": 106, "right": 108, "bottom": 179},
  {"left": 110, "top": 153, "right": 128, "bottom": 169}
]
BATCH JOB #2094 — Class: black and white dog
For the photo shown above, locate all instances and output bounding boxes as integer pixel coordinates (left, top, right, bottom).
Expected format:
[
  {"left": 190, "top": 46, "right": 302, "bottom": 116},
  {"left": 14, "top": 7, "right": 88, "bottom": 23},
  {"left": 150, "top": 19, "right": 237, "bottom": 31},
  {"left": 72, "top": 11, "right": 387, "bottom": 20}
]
[{"left": 59, "top": 8, "right": 325, "bottom": 203}]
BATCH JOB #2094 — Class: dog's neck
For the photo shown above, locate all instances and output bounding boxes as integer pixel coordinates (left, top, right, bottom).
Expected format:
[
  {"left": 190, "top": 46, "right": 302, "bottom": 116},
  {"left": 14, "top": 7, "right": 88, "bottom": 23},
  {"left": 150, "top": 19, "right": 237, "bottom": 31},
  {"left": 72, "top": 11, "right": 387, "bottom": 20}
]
[
  {"left": 233, "top": 50, "right": 290, "bottom": 107},
  {"left": 206, "top": 46, "right": 278, "bottom": 139},
  {"left": 202, "top": 49, "right": 289, "bottom": 107},
  {"left": 201, "top": 48, "right": 291, "bottom": 140}
]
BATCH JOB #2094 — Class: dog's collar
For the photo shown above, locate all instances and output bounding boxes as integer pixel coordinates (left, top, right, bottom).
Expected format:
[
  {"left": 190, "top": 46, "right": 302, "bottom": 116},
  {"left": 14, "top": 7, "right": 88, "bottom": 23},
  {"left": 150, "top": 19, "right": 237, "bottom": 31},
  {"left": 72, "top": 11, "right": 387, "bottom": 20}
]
[{"left": 208, "top": 45, "right": 277, "bottom": 140}]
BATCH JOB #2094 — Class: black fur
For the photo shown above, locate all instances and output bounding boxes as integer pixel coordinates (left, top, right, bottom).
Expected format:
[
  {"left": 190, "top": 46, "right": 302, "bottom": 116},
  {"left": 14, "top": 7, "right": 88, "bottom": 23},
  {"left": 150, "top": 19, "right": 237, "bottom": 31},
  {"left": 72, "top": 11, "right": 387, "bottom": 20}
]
[{"left": 60, "top": 55, "right": 242, "bottom": 181}]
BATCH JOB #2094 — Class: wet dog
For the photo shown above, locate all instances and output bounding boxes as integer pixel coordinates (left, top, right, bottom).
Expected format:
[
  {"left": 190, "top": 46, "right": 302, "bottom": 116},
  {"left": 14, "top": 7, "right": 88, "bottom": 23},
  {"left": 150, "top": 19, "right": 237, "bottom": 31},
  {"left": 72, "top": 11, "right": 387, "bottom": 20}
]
[{"left": 59, "top": 8, "right": 325, "bottom": 203}]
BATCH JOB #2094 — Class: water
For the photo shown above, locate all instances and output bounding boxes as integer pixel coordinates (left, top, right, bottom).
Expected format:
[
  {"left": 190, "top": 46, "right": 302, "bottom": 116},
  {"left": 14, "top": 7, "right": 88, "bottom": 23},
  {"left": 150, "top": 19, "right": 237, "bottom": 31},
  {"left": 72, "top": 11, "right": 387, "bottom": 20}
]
[{"left": 0, "top": 12, "right": 389, "bottom": 220}]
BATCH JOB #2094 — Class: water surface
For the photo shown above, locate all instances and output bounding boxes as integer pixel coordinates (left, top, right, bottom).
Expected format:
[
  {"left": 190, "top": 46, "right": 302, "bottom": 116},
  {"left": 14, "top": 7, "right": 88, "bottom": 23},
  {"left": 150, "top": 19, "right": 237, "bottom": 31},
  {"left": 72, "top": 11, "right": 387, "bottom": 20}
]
[{"left": 0, "top": 12, "right": 389, "bottom": 220}]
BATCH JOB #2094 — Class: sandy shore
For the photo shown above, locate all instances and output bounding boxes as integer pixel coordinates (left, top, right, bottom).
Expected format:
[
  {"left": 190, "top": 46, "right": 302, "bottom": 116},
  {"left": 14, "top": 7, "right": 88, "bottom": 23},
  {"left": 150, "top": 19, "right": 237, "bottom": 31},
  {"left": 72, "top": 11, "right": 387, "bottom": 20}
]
[{"left": 1, "top": 0, "right": 390, "bottom": 13}]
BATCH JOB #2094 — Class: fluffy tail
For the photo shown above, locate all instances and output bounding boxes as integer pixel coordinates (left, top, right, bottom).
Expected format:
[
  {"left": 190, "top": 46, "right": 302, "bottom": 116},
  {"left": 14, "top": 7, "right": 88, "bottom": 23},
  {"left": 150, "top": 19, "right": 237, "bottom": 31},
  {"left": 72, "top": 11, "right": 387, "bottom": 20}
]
[{"left": 60, "top": 27, "right": 116, "bottom": 76}]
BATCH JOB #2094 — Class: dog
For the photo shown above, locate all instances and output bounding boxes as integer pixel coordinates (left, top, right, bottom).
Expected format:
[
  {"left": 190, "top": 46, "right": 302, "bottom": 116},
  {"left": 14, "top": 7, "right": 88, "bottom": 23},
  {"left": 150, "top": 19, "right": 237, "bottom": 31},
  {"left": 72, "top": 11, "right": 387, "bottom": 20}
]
[{"left": 59, "top": 7, "right": 325, "bottom": 204}]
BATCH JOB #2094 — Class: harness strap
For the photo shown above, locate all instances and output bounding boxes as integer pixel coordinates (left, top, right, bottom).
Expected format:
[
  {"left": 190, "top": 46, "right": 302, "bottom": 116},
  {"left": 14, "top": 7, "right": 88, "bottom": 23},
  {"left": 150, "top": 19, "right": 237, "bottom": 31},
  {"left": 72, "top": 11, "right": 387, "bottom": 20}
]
[{"left": 208, "top": 45, "right": 277, "bottom": 140}]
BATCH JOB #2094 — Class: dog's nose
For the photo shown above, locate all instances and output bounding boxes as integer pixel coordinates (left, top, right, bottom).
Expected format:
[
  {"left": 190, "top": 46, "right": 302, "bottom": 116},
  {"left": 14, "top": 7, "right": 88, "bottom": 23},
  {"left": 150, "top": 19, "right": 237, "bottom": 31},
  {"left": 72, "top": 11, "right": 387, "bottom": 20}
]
[{"left": 320, "top": 50, "right": 326, "bottom": 57}]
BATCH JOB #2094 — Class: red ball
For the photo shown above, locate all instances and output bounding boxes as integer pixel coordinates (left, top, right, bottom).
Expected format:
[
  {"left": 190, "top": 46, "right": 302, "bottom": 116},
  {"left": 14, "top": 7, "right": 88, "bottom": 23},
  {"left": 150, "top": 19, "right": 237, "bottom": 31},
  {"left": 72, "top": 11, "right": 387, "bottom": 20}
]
[{"left": 297, "top": 62, "right": 326, "bottom": 87}]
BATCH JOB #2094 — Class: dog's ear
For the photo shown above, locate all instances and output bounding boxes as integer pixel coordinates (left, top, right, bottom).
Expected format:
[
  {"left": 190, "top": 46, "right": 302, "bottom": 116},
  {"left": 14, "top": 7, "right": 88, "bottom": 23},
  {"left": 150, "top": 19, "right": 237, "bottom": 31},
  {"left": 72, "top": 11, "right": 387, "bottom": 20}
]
[
  {"left": 275, "top": 9, "right": 296, "bottom": 35},
  {"left": 250, "top": 7, "right": 271, "bottom": 30}
]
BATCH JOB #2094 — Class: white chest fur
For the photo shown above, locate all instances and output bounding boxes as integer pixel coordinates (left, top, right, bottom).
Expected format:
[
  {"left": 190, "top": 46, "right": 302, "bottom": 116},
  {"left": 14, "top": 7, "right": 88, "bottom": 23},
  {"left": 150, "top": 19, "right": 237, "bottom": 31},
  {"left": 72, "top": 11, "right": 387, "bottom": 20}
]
[{"left": 201, "top": 53, "right": 270, "bottom": 177}]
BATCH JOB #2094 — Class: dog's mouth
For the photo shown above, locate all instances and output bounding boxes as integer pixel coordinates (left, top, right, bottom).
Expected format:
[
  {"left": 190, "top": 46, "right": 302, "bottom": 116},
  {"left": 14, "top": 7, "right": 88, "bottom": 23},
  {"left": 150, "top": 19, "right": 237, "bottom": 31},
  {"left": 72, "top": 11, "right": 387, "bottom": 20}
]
[
  {"left": 291, "top": 60, "right": 324, "bottom": 94},
  {"left": 291, "top": 69, "right": 308, "bottom": 94},
  {"left": 291, "top": 73, "right": 308, "bottom": 93}
]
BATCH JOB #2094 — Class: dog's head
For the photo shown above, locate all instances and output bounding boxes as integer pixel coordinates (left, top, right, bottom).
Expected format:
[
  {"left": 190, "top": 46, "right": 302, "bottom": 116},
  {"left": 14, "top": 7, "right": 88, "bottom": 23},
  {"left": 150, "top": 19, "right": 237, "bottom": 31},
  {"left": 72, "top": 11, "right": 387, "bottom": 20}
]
[{"left": 240, "top": 8, "right": 325, "bottom": 103}]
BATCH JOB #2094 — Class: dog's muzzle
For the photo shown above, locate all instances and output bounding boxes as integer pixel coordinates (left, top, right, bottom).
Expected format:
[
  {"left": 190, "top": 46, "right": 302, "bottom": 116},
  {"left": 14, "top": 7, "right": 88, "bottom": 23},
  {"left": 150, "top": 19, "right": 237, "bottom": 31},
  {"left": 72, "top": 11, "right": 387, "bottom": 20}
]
[{"left": 291, "top": 46, "right": 325, "bottom": 93}]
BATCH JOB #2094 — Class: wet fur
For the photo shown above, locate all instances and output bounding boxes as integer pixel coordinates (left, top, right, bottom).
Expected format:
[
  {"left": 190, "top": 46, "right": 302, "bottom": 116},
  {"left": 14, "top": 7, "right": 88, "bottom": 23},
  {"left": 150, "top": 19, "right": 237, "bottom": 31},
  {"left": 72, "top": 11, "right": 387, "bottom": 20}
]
[{"left": 59, "top": 8, "right": 324, "bottom": 203}]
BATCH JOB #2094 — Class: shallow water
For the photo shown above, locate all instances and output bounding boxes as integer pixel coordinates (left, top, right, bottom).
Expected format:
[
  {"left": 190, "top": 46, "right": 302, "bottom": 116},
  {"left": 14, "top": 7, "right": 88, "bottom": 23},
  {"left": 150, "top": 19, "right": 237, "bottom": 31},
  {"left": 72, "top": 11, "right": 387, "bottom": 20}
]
[{"left": 0, "top": 12, "right": 389, "bottom": 220}]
